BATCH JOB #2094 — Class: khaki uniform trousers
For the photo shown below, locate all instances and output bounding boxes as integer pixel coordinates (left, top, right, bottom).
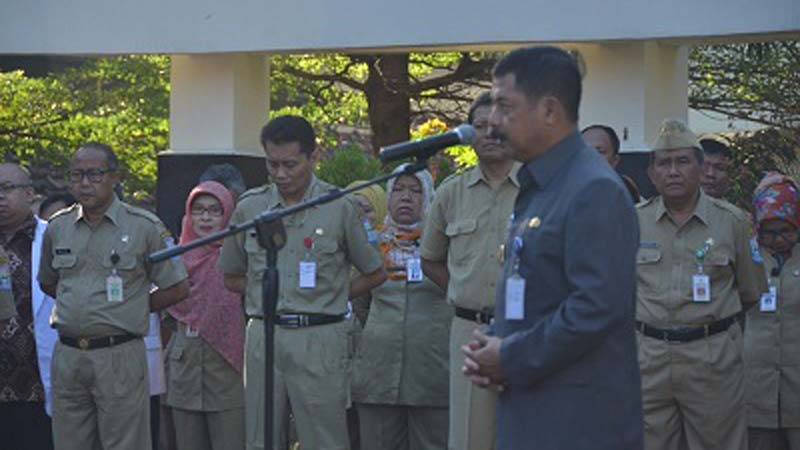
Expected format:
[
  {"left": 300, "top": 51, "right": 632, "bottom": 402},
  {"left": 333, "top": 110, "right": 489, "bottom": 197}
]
[
  {"left": 51, "top": 338, "right": 150, "bottom": 450},
  {"left": 638, "top": 325, "right": 746, "bottom": 450},
  {"left": 449, "top": 316, "right": 496, "bottom": 450},
  {"left": 358, "top": 403, "right": 448, "bottom": 450},
  {"left": 245, "top": 318, "right": 352, "bottom": 450},
  {"left": 173, "top": 407, "right": 245, "bottom": 450}
]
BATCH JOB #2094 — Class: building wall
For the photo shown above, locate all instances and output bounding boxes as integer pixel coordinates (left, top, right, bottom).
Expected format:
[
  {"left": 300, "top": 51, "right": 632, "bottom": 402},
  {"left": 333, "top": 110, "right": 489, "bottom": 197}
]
[{"left": 1, "top": 0, "right": 797, "bottom": 54}]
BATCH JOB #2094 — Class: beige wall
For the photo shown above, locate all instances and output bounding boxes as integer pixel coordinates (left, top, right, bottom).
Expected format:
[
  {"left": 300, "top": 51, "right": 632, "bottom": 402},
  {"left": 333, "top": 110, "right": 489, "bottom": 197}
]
[{"left": 1, "top": 0, "right": 797, "bottom": 54}]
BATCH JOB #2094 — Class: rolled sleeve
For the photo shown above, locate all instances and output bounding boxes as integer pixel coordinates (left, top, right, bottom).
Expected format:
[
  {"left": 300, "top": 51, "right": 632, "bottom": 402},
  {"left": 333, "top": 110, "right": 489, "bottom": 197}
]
[
  {"left": 420, "top": 194, "right": 449, "bottom": 262},
  {"left": 734, "top": 216, "right": 768, "bottom": 307},
  {"left": 37, "top": 227, "right": 58, "bottom": 287},
  {"left": 218, "top": 205, "right": 249, "bottom": 275},
  {"left": 342, "top": 198, "right": 383, "bottom": 274},
  {"left": 146, "top": 222, "right": 188, "bottom": 289}
]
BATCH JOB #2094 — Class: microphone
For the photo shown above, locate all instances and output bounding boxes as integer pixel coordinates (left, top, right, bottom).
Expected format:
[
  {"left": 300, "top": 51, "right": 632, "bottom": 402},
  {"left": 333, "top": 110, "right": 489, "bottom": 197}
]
[{"left": 379, "top": 124, "right": 476, "bottom": 163}]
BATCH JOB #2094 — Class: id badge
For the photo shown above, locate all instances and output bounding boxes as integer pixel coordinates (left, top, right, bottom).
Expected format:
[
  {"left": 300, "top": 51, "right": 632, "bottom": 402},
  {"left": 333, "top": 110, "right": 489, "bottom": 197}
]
[
  {"left": 505, "top": 274, "right": 525, "bottom": 320},
  {"left": 186, "top": 325, "right": 200, "bottom": 337},
  {"left": 106, "top": 273, "right": 124, "bottom": 302},
  {"left": 0, "top": 267, "right": 10, "bottom": 292},
  {"left": 406, "top": 257, "right": 423, "bottom": 283},
  {"left": 692, "top": 274, "right": 711, "bottom": 302},
  {"left": 760, "top": 286, "right": 777, "bottom": 312},
  {"left": 298, "top": 261, "right": 317, "bottom": 289}
]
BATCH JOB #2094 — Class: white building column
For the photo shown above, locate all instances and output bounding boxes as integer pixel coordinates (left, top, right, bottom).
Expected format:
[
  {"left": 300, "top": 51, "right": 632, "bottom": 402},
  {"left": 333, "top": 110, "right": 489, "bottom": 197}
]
[
  {"left": 157, "top": 53, "right": 270, "bottom": 233},
  {"left": 575, "top": 41, "right": 689, "bottom": 151}
]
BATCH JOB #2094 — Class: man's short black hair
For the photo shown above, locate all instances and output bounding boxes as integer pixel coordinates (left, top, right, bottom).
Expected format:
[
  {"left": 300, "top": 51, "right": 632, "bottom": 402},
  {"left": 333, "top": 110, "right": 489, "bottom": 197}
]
[
  {"left": 581, "top": 124, "right": 620, "bottom": 155},
  {"left": 700, "top": 138, "right": 733, "bottom": 159},
  {"left": 199, "top": 163, "right": 247, "bottom": 199},
  {"left": 75, "top": 142, "right": 119, "bottom": 171},
  {"left": 259, "top": 115, "right": 316, "bottom": 157},
  {"left": 467, "top": 92, "right": 492, "bottom": 125},
  {"left": 493, "top": 46, "right": 582, "bottom": 123}
]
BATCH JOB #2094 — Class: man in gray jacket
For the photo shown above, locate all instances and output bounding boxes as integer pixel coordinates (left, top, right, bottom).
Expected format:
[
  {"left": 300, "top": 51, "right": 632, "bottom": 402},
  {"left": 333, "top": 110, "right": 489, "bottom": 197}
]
[{"left": 463, "top": 46, "right": 644, "bottom": 450}]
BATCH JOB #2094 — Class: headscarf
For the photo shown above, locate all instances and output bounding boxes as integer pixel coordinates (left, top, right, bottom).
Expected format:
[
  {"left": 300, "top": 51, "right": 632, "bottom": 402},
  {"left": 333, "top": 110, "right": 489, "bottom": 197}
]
[
  {"left": 753, "top": 177, "right": 800, "bottom": 232},
  {"left": 346, "top": 180, "right": 387, "bottom": 227},
  {"left": 379, "top": 163, "right": 435, "bottom": 280},
  {"left": 168, "top": 181, "right": 244, "bottom": 373}
]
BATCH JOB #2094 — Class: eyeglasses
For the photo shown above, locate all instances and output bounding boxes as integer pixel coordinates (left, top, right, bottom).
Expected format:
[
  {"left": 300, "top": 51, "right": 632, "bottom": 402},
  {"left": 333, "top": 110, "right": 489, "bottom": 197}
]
[
  {"left": 759, "top": 228, "right": 799, "bottom": 243},
  {"left": 0, "top": 183, "right": 32, "bottom": 195},
  {"left": 190, "top": 206, "right": 224, "bottom": 217},
  {"left": 67, "top": 168, "right": 114, "bottom": 183}
]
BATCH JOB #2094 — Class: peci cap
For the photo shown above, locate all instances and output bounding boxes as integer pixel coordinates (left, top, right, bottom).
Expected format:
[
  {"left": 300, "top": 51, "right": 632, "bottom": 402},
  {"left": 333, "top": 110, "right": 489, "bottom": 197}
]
[{"left": 649, "top": 119, "right": 701, "bottom": 152}]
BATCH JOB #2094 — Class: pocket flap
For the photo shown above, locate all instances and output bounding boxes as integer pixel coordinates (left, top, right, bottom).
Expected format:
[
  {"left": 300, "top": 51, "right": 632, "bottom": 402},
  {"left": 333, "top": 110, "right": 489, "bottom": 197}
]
[
  {"left": 636, "top": 248, "right": 662, "bottom": 264},
  {"left": 52, "top": 254, "right": 77, "bottom": 269},
  {"left": 445, "top": 219, "right": 477, "bottom": 237}
]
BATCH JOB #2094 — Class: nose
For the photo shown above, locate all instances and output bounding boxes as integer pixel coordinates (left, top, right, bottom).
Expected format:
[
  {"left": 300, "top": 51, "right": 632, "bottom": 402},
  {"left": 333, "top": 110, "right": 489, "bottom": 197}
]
[{"left": 487, "top": 105, "right": 500, "bottom": 135}]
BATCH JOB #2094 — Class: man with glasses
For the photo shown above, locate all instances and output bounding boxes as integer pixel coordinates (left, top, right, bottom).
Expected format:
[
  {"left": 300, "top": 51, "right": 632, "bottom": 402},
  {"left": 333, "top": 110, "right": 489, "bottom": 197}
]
[
  {"left": 635, "top": 119, "right": 767, "bottom": 450},
  {"left": 38, "top": 142, "right": 190, "bottom": 450},
  {"left": 0, "top": 163, "right": 57, "bottom": 450}
]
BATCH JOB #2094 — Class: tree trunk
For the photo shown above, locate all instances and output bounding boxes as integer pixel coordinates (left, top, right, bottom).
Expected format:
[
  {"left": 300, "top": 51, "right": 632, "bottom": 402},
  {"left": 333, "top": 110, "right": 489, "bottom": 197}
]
[{"left": 363, "top": 54, "right": 410, "bottom": 155}]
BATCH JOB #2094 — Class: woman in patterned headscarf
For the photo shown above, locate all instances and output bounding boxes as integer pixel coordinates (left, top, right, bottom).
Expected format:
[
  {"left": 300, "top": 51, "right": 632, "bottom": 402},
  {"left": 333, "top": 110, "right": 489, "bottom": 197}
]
[
  {"left": 351, "top": 163, "right": 452, "bottom": 450},
  {"left": 166, "top": 181, "right": 245, "bottom": 450},
  {"left": 745, "top": 175, "right": 800, "bottom": 450}
]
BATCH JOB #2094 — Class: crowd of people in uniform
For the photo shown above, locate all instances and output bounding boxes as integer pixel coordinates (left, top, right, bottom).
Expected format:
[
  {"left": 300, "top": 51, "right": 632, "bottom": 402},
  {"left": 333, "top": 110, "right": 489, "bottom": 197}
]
[{"left": 0, "top": 45, "right": 797, "bottom": 450}]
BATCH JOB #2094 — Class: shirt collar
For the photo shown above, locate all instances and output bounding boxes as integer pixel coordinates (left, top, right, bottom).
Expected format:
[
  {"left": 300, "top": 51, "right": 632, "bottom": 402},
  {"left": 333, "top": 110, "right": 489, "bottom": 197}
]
[
  {"left": 654, "top": 190, "right": 710, "bottom": 226},
  {"left": 466, "top": 162, "right": 522, "bottom": 189},
  {"left": 75, "top": 195, "right": 123, "bottom": 226},
  {"left": 267, "top": 175, "right": 322, "bottom": 209},
  {"left": 519, "top": 130, "right": 583, "bottom": 191}
]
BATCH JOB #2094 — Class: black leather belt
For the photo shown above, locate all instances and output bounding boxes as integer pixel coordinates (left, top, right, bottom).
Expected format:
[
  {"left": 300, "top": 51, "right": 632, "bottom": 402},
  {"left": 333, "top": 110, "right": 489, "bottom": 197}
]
[
  {"left": 247, "top": 313, "right": 346, "bottom": 328},
  {"left": 60, "top": 333, "right": 140, "bottom": 351},
  {"left": 636, "top": 313, "right": 743, "bottom": 343},
  {"left": 455, "top": 306, "right": 494, "bottom": 325}
]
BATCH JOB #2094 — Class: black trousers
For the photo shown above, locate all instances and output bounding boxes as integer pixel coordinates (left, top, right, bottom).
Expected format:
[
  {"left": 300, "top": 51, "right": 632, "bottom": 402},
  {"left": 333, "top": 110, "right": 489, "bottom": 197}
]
[{"left": 0, "top": 401, "right": 54, "bottom": 450}]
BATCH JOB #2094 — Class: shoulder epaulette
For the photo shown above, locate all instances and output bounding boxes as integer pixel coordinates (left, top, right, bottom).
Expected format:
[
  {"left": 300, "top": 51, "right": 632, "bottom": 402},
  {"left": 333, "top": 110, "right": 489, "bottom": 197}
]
[
  {"left": 238, "top": 185, "right": 270, "bottom": 202},
  {"left": 123, "top": 203, "right": 163, "bottom": 224},
  {"left": 708, "top": 197, "right": 749, "bottom": 221}
]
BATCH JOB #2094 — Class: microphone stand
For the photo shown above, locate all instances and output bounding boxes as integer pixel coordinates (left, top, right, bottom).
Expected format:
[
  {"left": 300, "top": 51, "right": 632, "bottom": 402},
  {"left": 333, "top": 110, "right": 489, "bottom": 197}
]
[{"left": 148, "top": 159, "right": 431, "bottom": 448}]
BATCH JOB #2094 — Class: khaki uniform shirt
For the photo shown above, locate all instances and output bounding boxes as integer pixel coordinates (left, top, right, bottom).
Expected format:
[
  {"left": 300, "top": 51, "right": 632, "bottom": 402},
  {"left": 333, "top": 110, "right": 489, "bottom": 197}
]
[
  {"left": 218, "top": 176, "right": 383, "bottom": 316},
  {"left": 0, "top": 248, "right": 16, "bottom": 320},
  {"left": 636, "top": 192, "right": 766, "bottom": 327},
  {"left": 38, "top": 198, "right": 188, "bottom": 337},
  {"left": 165, "top": 322, "right": 244, "bottom": 412},
  {"left": 420, "top": 164, "right": 519, "bottom": 310},
  {"left": 744, "top": 245, "right": 800, "bottom": 428},
  {"left": 351, "top": 276, "right": 451, "bottom": 407}
]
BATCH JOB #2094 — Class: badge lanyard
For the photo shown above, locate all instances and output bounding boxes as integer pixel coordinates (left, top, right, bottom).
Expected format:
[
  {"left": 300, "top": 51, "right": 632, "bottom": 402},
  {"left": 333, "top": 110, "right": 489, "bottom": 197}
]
[
  {"left": 761, "top": 266, "right": 780, "bottom": 313},
  {"left": 505, "top": 236, "right": 526, "bottom": 320},
  {"left": 298, "top": 236, "right": 317, "bottom": 289},
  {"left": 692, "top": 238, "right": 714, "bottom": 303},
  {"left": 406, "top": 242, "right": 423, "bottom": 283},
  {"left": 106, "top": 250, "right": 124, "bottom": 302}
]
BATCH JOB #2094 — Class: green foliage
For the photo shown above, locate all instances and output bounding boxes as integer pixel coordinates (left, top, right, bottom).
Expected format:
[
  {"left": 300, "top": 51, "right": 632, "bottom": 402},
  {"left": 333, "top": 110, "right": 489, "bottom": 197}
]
[
  {"left": 315, "top": 143, "right": 383, "bottom": 188},
  {"left": 689, "top": 40, "right": 799, "bottom": 209},
  {"left": 1, "top": 55, "right": 170, "bottom": 200}
]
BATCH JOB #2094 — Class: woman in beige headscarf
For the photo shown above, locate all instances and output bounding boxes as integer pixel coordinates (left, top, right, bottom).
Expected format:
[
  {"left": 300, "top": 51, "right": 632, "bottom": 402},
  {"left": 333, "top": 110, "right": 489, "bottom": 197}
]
[{"left": 351, "top": 164, "right": 451, "bottom": 450}]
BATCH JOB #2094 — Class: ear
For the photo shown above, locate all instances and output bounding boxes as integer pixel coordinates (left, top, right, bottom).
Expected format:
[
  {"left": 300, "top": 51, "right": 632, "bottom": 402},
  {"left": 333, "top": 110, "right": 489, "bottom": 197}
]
[
  {"left": 540, "top": 96, "right": 563, "bottom": 126},
  {"left": 309, "top": 148, "right": 321, "bottom": 165},
  {"left": 610, "top": 153, "right": 620, "bottom": 168}
]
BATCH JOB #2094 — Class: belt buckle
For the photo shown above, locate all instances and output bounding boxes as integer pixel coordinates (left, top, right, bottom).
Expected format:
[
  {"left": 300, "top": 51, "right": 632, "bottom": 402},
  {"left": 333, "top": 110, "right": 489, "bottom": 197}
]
[
  {"left": 477, "top": 312, "right": 491, "bottom": 325},
  {"left": 282, "top": 314, "right": 301, "bottom": 328},
  {"left": 300, "top": 315, "right": 309, "bottom": 327},
  {"left": 78, "top": 337, "right": 90, "bottom": 350}
]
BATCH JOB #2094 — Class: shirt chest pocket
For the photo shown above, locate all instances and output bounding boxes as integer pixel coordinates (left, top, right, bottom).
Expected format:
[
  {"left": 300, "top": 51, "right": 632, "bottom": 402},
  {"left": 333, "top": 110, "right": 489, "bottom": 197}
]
[
  {"left": 445, "top": 219, "right": 477, "bottom": 265},
  {"left": 99, "top": 253, "right": 139, "bottom": 281},
  {"left": 704, "top": 252, "right": 732, "bottom": 283},
  {"left": 52, "top": 254, "right": 78, "bottom": 273},
  {"left": 636, "top": 247, "right": 662, "bottom": 294}
]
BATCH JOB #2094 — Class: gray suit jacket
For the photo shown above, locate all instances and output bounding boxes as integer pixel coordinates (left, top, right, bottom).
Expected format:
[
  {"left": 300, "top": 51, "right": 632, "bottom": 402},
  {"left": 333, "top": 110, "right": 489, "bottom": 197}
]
[{"left": 495, "top": 131, "right": 644, "bottom": 450}]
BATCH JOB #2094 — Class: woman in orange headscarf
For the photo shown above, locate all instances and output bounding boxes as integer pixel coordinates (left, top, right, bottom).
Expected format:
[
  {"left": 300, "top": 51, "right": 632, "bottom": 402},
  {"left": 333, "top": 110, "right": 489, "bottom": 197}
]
[{"left": 165, "top": 181, "right": 245, "bottom": 450}]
